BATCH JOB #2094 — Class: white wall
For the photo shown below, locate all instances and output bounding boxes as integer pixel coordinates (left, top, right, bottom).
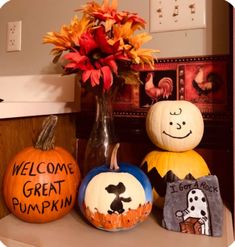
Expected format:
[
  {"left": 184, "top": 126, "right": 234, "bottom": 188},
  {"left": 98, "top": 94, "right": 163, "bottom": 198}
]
[
  {"left": 0, "top": 0, "right": 231, "bottom": 76},
  {"left": 0, "top": 0, "right": 230, "bottom": 118}
]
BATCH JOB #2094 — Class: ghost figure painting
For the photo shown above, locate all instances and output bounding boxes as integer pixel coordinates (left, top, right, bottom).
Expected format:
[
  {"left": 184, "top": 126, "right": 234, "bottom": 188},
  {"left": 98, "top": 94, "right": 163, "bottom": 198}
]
[{"left": 175, "top": 188, "right": 211, "bottom": 236}]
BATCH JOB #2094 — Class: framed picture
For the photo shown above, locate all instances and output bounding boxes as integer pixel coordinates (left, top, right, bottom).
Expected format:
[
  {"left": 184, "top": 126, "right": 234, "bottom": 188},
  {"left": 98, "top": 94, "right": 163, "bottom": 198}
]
[
  {"left": 112, "top": 55, "right": 230, "bottom": 121},
  {"left": 77, "top": 55, "right": 231, "bottom": 148},
  {"left": 178, "top": 58, "right": 228, "bottom": 117}
]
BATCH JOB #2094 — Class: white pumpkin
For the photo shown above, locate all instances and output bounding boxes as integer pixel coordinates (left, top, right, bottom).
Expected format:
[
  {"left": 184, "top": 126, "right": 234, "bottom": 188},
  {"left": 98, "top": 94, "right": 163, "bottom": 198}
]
[
  {"left": 146, "top": 100, "right": 204, "bottom": 152},
  {"left": 84, "top": 173, "right": 146, "bottom": 214},
  {"left": 78, "top": 143, "right": 153, "bottom": 231}
]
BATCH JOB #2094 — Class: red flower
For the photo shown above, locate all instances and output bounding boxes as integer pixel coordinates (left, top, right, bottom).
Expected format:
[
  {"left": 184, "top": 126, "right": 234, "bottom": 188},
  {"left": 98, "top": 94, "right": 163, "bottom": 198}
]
[
  {"left": 82, "top": 69, "right": 101, "bottom": 87},
  {"left": 63, "top": 25, "right": 131, "bottom": 91},
  {"left": 64, "top": 51, "right": 117, "bottom": 91},
  {"left": 94, "top": 26, "right": 118, "bottom": 54},
  {"left": 101, "top": 66, "right": 113, "bottom": 90},
  {"left": 43, "top": 0, "right": 158, "bottom": 94},
  {"left": 79, "top": 32, "right": 98, "bottom": 55},
  {"left": 64, "top": 51, "right": 93, "bottom": 70}
]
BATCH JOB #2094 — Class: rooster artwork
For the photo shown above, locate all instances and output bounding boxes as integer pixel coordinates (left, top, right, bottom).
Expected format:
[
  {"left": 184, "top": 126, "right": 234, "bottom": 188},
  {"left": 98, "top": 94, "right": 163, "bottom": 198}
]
[
  {"left": 144, "top": 72, "right": 174, "bottom": 105},
  {"left": 192, "top": 67, "right": 222, "bottom": 96}
]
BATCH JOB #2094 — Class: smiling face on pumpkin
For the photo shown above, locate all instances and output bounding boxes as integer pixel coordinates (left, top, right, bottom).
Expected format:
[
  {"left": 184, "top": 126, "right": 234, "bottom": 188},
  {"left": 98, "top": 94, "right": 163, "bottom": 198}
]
[{"left": 146, "top": 100, "right": 204, "bottom": 152}]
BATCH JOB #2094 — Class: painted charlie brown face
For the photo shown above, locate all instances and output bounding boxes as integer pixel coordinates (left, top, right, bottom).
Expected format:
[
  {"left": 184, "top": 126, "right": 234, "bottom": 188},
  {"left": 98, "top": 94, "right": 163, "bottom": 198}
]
[
  {"left": 159, "top": 102, "right": 204, "bottom": 152},
  {"left": 163, "top": 107, "right": 192, "bottom": 140},
  {"left": 146, "top": 100, "right": 204, "bottom": 152}
]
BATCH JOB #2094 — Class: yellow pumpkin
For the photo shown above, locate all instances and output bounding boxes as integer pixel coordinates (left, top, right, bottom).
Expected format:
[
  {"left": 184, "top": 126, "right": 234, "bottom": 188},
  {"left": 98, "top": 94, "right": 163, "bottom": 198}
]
[
  {"left": 141, "top": 149, "right": 210, "bottom": 208},
  {"left": 146, "top": 100, "right": 204, "bottom": 152}
]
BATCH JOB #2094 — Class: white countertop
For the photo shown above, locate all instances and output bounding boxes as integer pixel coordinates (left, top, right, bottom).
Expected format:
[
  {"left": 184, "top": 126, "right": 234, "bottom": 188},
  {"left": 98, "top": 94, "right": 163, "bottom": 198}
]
[{"left": 0, "top": 206, "right": 233, "bottom": 247}]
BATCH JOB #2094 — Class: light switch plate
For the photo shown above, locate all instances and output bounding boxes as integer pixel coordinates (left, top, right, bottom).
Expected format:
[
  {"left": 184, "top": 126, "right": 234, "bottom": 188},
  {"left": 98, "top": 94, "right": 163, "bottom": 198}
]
[{"left": 150, "top": 0, "right": 206, "bottom": 33}]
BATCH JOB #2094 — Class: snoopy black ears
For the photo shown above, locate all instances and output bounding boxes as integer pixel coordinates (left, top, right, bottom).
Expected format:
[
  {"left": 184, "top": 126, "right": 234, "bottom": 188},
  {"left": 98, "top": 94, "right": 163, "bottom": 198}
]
[{"left": 162, "top": 175, "right": 223, "bottom": 237}]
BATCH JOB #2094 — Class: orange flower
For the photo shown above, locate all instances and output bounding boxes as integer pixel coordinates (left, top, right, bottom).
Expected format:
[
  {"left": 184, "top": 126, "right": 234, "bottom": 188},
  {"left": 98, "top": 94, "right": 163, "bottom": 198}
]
[
  {"left": 128, "top": 33, "right": 160, "bottom": 66},
  {"left": 79, "top": 0, "right": 146, "bottom": 32},
  {"left": 80, "top": 0, "right": 118, "bottom": 32},
  {"left": 43, "top": 15, "right": 91, "bottom": 56},
  {"left": 43, "top": 0, "right": 159, "bottom": 93}
]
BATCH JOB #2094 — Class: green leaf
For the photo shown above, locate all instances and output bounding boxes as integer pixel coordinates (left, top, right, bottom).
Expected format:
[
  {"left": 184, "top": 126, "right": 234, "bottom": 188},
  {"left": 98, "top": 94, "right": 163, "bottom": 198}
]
[
  {"left": 52, "top": 53, "right": 62, "bottom": 64},
  {"left": 120, "top": 70, "right": 142, "bottom": 85}
]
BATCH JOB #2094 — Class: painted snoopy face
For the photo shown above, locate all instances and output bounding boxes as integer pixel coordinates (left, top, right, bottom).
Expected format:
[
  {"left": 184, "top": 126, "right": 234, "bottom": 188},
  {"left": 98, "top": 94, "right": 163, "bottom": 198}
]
[{"left": 146, "top": 100, "right": 204, "bottom": 152}]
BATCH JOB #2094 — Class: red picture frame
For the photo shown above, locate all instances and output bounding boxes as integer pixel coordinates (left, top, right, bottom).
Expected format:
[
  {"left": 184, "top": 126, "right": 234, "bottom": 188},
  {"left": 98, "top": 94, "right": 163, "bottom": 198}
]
[
  {"left": 112, "top": 55, "right": 230, "bottom": 121},
  {"left": 77, "top": 55, "right": 232, "bottom": 148}
]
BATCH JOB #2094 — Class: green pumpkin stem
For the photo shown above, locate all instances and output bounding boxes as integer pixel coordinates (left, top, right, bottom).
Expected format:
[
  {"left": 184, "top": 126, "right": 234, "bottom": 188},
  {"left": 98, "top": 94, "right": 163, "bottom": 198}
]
[
  {"left": 110, "top": 143, "right": 120, "bottom": 171},
  {"left": 35, "top": 115, "right": 58, "bottom": 151}
]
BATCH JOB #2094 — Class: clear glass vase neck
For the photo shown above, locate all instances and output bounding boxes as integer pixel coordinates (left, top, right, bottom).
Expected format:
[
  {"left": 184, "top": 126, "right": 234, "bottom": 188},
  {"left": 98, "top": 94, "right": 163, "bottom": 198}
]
[
  {"left": 95, "top": 93, "right": 113, "bottom": 122},
  {"left": 82, "top": 92, "right": 118, "bottom": 177}
]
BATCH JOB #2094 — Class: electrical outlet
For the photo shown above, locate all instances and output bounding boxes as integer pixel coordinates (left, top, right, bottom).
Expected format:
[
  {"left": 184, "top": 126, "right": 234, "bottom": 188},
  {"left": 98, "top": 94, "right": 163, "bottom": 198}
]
[
  {"left": 150, "top": 0, "right": 206, "bottom": 33},
  {"left": 7, "top": 21, "right": 22, "bottom": 52}
]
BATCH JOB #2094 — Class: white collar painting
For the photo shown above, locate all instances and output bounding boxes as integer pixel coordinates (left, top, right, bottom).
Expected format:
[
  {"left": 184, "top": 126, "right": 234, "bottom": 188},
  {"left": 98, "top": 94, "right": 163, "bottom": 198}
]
[
  {"left": 0, "top": 0, "right": 10, "bottom": 8},
  {"left": 225, "top": 0, "right": 235, "bottom": 7}
]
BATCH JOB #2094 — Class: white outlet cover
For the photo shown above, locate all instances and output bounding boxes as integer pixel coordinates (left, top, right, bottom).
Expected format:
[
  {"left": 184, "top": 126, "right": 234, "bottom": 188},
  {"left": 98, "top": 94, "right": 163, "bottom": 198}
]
[
  {"left": 150, "top": 0, "right": 206, "bottom": 33},
  {"left": 7, "top": 21, "right": 22, "bottom": 52}
]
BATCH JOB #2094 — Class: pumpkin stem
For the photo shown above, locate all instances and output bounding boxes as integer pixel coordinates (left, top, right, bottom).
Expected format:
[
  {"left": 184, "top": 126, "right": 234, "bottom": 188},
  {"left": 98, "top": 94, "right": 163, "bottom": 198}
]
[
  {"left": 110, "top": 143, "right": 120, "bottom": 170},
  {"left": 35, "top": 115, "right": 58, "bottom": 151}
]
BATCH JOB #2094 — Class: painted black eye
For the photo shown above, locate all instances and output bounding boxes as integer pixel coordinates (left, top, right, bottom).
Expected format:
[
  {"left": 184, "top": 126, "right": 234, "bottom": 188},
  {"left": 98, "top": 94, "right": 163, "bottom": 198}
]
[
  {"left": 169, "top": 122, "right": 173, "bottom": 125},
  {"left": 194, "top": 196, "right": 198, "bottom": 200},
  {"left": 182, "top": 121, "right": 186, "bottom": 125},
  {"left": 202, "top": 197, "right": 206, "bottom": 202},
  {"left": 201, "top": 210, "right": 206, "bottom": 216},
  {"left": 189, "top": 198, "right": 193, "bottom": 203},
  {"left": 192, "top": 190, "right": 196, "bottom": 194},
  {"left": 191, "top": 206, "right": 195, "bottom": 211}
]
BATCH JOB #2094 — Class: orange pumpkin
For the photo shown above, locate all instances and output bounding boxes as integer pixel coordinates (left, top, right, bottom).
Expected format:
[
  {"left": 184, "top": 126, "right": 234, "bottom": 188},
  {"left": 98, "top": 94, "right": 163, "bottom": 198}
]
[{"left": 3, "top": 115, "right": 81, "bottom": 223}]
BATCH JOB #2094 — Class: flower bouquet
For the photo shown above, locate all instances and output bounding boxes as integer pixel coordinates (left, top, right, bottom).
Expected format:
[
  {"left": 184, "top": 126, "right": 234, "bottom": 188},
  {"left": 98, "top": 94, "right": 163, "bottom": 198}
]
[
  {"left": 43, "top": 0, "right": 158, "bottom": 93},
  {"left": 43, "top": 0, "right": 158, "bottom": 175}
]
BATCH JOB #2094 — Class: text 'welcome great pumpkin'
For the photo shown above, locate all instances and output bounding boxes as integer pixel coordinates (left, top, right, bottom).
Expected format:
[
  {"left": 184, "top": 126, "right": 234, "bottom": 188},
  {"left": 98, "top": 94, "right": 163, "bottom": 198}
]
[{"left": 3, "top": 116, "right": 80, "bottom": 223}]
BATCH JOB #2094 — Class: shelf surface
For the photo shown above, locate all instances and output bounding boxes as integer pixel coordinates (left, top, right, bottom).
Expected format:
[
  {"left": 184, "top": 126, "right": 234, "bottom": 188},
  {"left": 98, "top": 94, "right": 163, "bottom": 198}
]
[{"left": 0, "top": 206, "right": 233, "bottom": 247}]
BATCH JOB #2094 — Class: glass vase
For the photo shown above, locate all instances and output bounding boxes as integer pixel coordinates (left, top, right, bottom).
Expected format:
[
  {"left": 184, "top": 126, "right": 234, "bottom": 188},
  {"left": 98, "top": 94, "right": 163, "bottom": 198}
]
[{"left": 82, "top": 92, "right": 118, "bottom": 176}]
